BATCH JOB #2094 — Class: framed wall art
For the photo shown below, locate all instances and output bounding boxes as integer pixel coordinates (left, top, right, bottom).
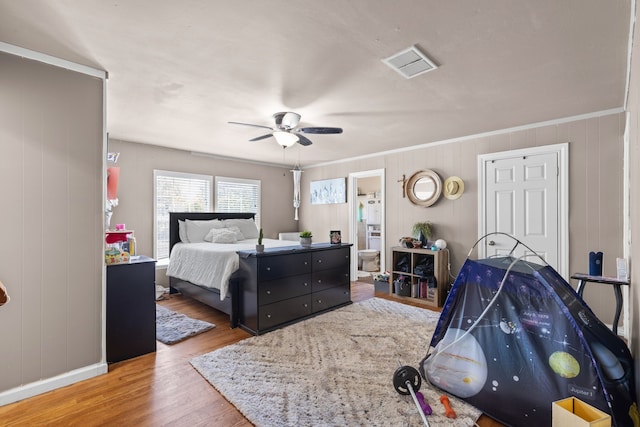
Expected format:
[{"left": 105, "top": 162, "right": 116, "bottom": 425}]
[{"left": 310, "top": 177, "right": 346, "bottom": 205}]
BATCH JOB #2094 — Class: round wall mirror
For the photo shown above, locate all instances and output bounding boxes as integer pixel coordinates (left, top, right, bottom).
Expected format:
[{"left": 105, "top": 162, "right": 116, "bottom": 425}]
[{"left": 406, "top": 170, "right": 442, "bottom": 207}]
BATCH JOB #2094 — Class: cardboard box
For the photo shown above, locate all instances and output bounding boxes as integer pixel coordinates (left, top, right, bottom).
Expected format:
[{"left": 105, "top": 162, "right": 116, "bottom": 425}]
[{"left": 552, "top": 397, "right": 611, "bottom": 427}]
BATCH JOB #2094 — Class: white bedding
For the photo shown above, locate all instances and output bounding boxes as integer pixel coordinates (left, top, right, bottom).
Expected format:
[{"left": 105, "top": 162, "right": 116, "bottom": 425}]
[{"left": 166, "top": 238, "right": 297, "bottom": 300}]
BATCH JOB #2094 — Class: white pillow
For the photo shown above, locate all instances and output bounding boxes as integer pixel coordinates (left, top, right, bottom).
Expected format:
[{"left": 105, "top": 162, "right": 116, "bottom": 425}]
[
  {"left": 226, "top": 225, "right": 245, "bottom": 241},
  {"left": 223, "top": 218, "right": 259, "bottom": 239},
  {"left": 178, "top": 220, "right": 188, "bottom": 243},
  {"left": 185, "top": 219, "right": 225, "bottom": 242},
  {"left": 204, "top": 228, "right": 238, "bottom": 243}
]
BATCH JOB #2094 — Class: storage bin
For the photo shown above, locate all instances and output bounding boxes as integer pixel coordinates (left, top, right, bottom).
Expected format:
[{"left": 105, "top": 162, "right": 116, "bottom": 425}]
[
  {"left": 373, "top": 280, "right": 389, "bottom": 293},
  {"left": 552, "top": 397, "right": 611, "bottom": 427},
  {"left": 393, "top": 277, "right": 411, "bottom": 296}
]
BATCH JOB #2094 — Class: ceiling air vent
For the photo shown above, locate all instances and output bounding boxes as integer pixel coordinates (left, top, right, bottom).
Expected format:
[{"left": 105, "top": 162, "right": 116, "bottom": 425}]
[{"left": 382, "top": 45, "right": 438, "bottom": 79}]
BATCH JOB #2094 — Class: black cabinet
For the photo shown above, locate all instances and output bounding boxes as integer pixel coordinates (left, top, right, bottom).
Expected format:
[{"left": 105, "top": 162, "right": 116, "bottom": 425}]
[
  {"left": 106, "top": 256, "right": 157, "bottom": 363},
  {"left": 237, "top": 244, "right": 352, "bottom": 335}
]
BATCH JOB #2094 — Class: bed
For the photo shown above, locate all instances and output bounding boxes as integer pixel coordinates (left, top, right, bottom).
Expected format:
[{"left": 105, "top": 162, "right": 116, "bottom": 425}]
[{"left": 166, "top": 212, "right": 296, "bottom": 326}]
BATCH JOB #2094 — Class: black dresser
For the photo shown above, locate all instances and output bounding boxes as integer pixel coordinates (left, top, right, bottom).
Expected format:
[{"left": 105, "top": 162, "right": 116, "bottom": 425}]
[
  {"left": 236, "top": 243, "right": 352, "bottom": 335},
  {"left": 106, "top": 256, "right": 157, "bottom": 363}
]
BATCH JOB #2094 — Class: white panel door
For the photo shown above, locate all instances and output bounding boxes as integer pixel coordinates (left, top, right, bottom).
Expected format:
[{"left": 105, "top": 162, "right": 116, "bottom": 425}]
[{"left": 485, "top": 152, "right": 559, "bottom": 267}]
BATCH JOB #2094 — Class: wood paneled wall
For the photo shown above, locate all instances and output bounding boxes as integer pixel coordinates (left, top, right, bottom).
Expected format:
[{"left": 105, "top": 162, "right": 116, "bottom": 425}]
[
  {"left": 0, "top": 51, "right": 105, "bottom": 402},
  {"left": 299, "top": 113, "right": 625, "bottom": 328}
]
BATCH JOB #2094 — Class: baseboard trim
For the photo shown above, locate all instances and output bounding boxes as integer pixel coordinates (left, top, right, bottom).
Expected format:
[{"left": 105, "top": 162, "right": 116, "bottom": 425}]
[{"left": 0, "top": 362, "right": 108, "bottom": 406}]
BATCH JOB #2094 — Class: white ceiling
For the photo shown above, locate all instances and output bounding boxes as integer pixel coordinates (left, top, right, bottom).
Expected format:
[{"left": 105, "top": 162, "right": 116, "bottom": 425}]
[{"left": 0, "top": 1, "right": 632, "bottom": 167}]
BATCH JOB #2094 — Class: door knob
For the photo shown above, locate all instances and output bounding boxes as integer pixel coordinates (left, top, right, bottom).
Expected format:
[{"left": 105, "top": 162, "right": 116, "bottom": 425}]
[{"left": 488, "top": 240, "right": 496, "bottom": 246}]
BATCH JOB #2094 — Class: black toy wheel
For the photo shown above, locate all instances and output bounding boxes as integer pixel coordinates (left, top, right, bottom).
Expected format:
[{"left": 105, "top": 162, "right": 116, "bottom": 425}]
[{"left": 393, "top": 365, "right": 421, "bottom": 395}]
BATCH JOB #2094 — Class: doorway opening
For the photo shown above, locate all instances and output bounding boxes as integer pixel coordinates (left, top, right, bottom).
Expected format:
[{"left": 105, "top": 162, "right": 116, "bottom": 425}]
[{"left": 348, "top": 169, "right": 385, "bottom": 281}]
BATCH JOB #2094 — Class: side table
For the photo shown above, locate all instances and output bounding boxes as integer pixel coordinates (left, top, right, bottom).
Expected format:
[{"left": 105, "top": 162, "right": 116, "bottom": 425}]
[
  {"left": 107, "top": 255, "right": 157, "bottom": 362},
  {"left": 571, "top": 273, "right": 629, "bottom": 335}
]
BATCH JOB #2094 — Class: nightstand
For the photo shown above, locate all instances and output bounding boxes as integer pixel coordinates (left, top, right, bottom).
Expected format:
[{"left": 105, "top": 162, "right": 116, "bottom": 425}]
[{"left": 106, "top": 256, "right": 157, "bottom": 363}]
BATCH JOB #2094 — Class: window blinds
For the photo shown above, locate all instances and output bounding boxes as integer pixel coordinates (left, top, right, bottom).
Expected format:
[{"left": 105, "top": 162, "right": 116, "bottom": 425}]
[
  {"left": 154, "top": 170, "right": 212, "bottom": 260},
  {"left": 215, "top": 177, "right": 261, "bottom": 226}
]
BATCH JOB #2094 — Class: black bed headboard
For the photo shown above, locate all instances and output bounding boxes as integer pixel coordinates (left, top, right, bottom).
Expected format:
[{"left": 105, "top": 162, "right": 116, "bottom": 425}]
[{"left": 168, "top": 212, "right": 256, "bottom": 253}]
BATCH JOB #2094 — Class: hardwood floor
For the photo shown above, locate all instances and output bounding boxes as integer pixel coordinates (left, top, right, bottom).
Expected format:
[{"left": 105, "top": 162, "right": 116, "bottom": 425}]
[{"left": 0, "top": 282, "right": 504, "bottom": 426}]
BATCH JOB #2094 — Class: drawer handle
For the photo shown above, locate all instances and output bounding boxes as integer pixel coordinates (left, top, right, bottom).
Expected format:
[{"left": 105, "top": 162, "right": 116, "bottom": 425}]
[
  {"left": 317, "top": 259, "right": 322, "bottom": 263},
  {"left": 303, "top": 303, "right": 308, "bottom": 308},
  {"left": 266, "top": 267, "right": 271, "bottom": 271},
  {"left": 266, "top": 290, "right": 271, "bottom": 295},
  {"left": 304, "top": 261, "right": 308, "bottom": 265},
  {"left": 317, "top": 279, "right": 322, "bottom": 284},
  {"left": 317, "top": 299, "right": 322, "bottom": 304},
  {"left": 304, "top": 282, "right": 309, "bottom": 287},
  {"left": 266, "top": 314, "right": 271, "bottom": 318}
]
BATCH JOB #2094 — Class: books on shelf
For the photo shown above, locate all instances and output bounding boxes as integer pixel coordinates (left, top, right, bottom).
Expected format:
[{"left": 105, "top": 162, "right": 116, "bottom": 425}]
[{"left": 418, "top": 276, "right": 437, "bottom": 301}]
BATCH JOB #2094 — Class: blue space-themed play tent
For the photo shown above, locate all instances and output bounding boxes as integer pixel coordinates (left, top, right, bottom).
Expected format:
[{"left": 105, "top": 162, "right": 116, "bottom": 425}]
[{"left": 420, "top": 236, "right": 638, "bottom": 427}]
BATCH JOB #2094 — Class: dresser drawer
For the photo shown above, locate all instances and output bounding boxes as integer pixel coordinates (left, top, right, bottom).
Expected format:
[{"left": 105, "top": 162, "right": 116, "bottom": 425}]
[
  {"left": 312, "top": 284, "right": 351, "bottom": 313},
  {"left": 258, "top": 252, "right": 311, "bottom": 281},
  {"left": 312, "top": 267, "right": 350, "bottom": 293},
  {"left": 259, "top": 274, "right": 311, "bottom": 305},
  {"left": 259, "top": 294, "right": 312, "bottom": 330},
  {"left": 312, "top": 247, "right": 350, "bottom": 271}
]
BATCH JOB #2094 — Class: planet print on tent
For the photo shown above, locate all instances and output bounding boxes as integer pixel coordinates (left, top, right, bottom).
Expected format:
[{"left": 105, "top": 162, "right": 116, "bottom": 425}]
[
  {"left": 426, "top": 328, "right": 487, "bottom": 398},
  {"left": 548, "top": 351, "right": 580, "bottom": 378}
]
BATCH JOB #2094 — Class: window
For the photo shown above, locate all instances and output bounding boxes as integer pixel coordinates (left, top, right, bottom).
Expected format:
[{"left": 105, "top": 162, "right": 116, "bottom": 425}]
[
  {"left": 154, "top": 170, "right": 212, "bottom": 262},
  {"left": 215, "top": 176, "right": 261, "bottom": 226}
]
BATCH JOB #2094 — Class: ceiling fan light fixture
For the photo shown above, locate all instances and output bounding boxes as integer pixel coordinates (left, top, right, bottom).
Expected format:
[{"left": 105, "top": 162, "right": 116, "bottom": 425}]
[
  {"left": 273, "top": 131, "right": 299, "bottom": 147},
  {"left": 229, "top": 112, "right": 339, "bottom": 148}
]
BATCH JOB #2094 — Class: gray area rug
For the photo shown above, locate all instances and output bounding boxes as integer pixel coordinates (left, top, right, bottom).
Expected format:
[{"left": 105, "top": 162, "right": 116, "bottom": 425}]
[
  {"left": 156, "top": 304, "right": 215, "bottom": 345},
  {"left": 190, "top": 298, "right": 481, "bottom": 426}
]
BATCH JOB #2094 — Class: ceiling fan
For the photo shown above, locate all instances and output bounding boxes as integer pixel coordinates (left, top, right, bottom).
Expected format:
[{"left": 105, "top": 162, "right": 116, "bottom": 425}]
[{"left": 228, "top": 112, "right": 343, "bottom": 147}]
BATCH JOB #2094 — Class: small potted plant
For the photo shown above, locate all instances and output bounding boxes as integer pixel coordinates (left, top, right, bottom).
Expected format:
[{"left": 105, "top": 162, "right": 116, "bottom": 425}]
[
  {"left": 256, "top": 228, "right": 264, "bottom": 252},
  {"left": 299, "top": 230, "right": 313, "bottom": 247},
  {"left": 412, "top": 221, "right": 432, "bottom": 248}
]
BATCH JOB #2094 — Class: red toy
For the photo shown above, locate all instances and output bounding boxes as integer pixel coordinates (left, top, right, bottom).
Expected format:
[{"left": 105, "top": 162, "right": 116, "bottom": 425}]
[{"left": 440, "top": 395, "right": 457, "bottom": 419}]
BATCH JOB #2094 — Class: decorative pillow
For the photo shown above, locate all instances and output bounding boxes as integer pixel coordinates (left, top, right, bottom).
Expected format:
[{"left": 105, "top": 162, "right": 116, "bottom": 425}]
[
  {"left": 223, "top": 218, "right": 259, "bottom": 239},
  {"left": 204, "top": 228, "right": 238, "bottom": 243},
  {"left": 225, "top": 225, "right": 245, "bottom": 241},
  {"left": 178, "top": 220, "right": 188, "bottom": 243},
  {"left": 185, "top": 219, "right": 225, "bottom": 242}
]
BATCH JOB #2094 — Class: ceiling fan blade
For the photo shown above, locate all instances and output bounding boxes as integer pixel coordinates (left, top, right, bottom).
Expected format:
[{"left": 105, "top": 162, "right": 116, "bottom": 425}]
[
  {"left": 249, "top": 133, "right": 273, "bottom": 141},
  {"left": 228, "top": 121, "right": 274, "bottom": 131},
  {"left": 296, "top": 134, "right": 313, "bottom": 146},
  {"left": 299, "top": 127, "right": 343, "bottom": 134}
]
